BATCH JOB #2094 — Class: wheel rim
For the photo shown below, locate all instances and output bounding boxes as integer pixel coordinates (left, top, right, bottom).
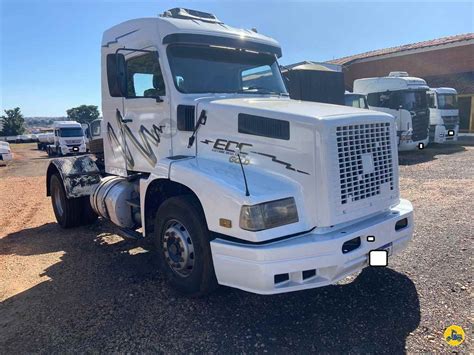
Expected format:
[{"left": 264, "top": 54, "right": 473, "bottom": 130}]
[
  {"left": 162, "top": 219, "right": 195, "bottom": 278},
  {"left": 52, "top": 181, "right": 64, "bottom": 217}
]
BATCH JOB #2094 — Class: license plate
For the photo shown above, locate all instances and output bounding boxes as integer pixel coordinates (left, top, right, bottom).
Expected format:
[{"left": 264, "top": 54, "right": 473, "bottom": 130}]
[
  {"left": 73, "top": 147, "right": 79, "bottom": 152},
  {"left": 378, "top": 242, "right": 393, "bottom": 256}
]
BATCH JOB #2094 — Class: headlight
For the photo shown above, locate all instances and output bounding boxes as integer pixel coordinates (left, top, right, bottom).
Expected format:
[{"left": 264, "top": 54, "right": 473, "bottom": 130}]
[
  {"left": 239, "top": 197, "right": 299, "bottom": 231},
  {"left": 400, "top": 130, "right": 413, "bottom": 141}
]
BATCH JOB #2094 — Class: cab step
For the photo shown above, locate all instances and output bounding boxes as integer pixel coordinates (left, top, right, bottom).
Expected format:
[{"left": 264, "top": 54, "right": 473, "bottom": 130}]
[{"left": 117, "top": 227, "right": 143, "bottom": 240}]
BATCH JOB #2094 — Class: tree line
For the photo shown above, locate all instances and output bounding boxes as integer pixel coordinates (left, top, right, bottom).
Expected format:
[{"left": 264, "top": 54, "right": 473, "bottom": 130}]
[{"left": 1, "top": 105, "right": 100, "bottom": 136}]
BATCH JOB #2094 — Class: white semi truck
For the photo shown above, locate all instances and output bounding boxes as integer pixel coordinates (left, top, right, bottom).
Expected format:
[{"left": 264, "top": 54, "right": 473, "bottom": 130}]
[
  {"left": 46, "top": 8, "right": 414, "bottom": 295},
  {"left": 427, "top": 87, "right": 459, "bottom": 143},
  {"left": 354, "top": 72, "right": 430, "bottom": 151},
  {"left": 47, "top": 121, "right": 87, "bottom": 156}
]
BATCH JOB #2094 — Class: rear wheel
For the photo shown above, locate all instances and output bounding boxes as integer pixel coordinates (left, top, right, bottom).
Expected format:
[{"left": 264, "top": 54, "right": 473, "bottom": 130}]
[
  {"left": 154, "top": 195, "right": 217, "bottom": 296},
  {"left": 50, "top": 173, "right": 97, "bottom": 228}
]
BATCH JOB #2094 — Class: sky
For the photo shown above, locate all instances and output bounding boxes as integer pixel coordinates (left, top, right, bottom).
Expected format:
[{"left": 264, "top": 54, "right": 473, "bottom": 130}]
[{"left": 1, "top": 0, "right": 473, "bottom": 117}]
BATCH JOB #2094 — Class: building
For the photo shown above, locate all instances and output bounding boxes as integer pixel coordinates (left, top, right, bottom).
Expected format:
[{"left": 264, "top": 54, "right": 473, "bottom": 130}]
[{"left": 329, "top": 33, "right": 474, "bottom": 132}]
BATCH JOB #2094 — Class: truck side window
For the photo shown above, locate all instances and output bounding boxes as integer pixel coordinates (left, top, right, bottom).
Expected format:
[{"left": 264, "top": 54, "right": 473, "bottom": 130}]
[
  {"left": 367, "top": 93, "right": 381, "bottom": 107},
  {"left": 125, "top": 52, "right": 165, "bottom": 98},
  {"left": 91, "top": 121, "right": 101, "bottom": 137}
]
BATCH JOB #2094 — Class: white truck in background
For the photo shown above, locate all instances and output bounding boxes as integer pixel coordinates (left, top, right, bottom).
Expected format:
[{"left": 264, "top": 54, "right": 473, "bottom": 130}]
[
  {"left": 427, "top": 87, "right": 459, "bottom": 143},
  {"left": 354, "top": 72, "right": 430, "bottom": 151},
  {"left": 45, "top": 8, "right": 414, "bottom": 296},
  {"left": 0, "top": 141, "right": 13, "bottom": 165},
  {"left": 47, "top": 121, "right": 87, "bottom": 156}
]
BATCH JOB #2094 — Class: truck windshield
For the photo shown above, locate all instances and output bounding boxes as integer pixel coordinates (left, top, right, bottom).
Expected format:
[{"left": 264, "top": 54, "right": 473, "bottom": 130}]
[
  {"left": 437, "top": 94, "right": 458, "bottom": 109},
  {"left": 396, "top": 90, "right": 428, "bottom": 111},
  {"left": 59, "top": 128, "right": 83, "bottom": 137},
  {"left": 167, "top": 45, "right": 288, "bottom": 95}
]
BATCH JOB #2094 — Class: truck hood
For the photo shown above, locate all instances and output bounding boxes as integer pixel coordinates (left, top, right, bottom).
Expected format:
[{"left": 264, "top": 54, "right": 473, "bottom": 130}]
[
  {"left": 195, "top": 96, "right": 399, "bottom": 233},
  {"left": 197, "top": 96, "right": 391, "bottom": 123}
]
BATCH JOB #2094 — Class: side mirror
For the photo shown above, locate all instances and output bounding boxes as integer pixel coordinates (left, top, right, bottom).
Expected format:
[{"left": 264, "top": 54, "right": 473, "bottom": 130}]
[{"left": 106, "top": 53, "right": 127, "bottom": 97}]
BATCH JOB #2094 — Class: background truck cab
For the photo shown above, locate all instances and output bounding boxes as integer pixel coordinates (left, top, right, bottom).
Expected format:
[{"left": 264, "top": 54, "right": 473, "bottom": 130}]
[
  {"left": 47, "top": 121, "right": 87, "bottom": 156},
  {"left": 354, "top": 72, "right": 430, "bottom": 151},
  {"left": 427, "top": 87, "right": 459, "bottom": 143}
]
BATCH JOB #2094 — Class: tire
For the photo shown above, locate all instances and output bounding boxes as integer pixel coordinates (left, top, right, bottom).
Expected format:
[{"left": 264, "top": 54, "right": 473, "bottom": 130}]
[
  {"left": 50, "top": 173, "right": 98, "bottom": 228},
  {"left": 154, "top": 195, "right": 217, "bottom": 296}
]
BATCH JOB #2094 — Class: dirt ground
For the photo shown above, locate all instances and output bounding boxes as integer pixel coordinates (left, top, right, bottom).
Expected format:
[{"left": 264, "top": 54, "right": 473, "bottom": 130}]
[{"left": 0, "top": 143, "right": 472, "bottom": 353}]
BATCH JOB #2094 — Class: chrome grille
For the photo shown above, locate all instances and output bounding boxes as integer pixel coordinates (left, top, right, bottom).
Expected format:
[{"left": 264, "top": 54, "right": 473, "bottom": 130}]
[
  {"left": 336, "top": 123, "right": 394, "bottom": 205},
  {"left": 442, "top": 115, "right": 459, "bottom": 126},
  {"left": 412, "top": 111, "right": 429, "bottom": 141}
]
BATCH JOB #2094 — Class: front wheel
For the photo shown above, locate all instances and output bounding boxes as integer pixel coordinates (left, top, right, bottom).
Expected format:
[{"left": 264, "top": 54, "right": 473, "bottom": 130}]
[{"left": 154, "top": 195, "right": 217, "bottom": 296}]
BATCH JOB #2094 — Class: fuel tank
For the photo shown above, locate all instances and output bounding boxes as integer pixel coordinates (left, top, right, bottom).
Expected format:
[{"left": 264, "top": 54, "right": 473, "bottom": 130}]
[{"left": 90, "top": 176, "right": 140, "bottom": 229}]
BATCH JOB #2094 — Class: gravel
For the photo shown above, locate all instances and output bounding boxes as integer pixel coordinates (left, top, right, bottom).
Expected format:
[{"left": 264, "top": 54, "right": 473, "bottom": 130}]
[{"left": 0, "top": 143, "right": 472, "bottom": 353}]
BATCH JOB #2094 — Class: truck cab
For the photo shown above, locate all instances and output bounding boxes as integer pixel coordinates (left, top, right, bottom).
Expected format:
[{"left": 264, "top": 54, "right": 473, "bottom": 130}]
[
  {"left": 46, "top": 8, "right": 414, "bottom": 295},
  {"left": 354, "top": 72, "right": 430, "bottom": 151},
  {"left": 427, "top": 87, "right": 459, "bottom": 143},
  {"left": 48, "top": 121, "right": 87, "bottom": 156}
]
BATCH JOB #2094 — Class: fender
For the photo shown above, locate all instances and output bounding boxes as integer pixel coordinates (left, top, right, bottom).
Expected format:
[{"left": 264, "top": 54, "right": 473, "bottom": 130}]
[
  {"left": 46, "top": 155, "right": 101, "bottom": 199},
  {"left": 167, "top": 157, "right": 311, "bottom": 243}
]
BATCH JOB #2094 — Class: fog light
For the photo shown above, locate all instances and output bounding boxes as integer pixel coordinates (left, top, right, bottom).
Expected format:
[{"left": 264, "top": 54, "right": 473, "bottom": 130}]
[
  {"left": 302, "top": 269, "right": 316, "bottom": 280},
  {"left": 274, "top": 273, "right": 289, "bottom": 284},
  {"left": 395, "top": 218, "right": 408, "bottom": 231}
]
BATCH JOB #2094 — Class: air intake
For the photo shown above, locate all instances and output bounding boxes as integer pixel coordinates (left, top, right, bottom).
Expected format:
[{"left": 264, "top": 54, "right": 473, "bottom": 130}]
[{"left": 388, "top": 71, "right": 409, "bottom": 77}]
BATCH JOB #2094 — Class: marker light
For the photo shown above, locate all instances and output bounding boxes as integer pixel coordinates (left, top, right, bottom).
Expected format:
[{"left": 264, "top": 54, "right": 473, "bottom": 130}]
[{"left": 240, "top": 197, "right": 298, "bottom": 231}]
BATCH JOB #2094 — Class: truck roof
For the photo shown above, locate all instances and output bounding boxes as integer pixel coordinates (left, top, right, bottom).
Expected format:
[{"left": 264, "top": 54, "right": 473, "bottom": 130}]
[
  {"left": 354, "top": 75, "right": 428, "bottom": 94},
  {"left": 53, "top": 121, "right": 82, "bottom": 128},
  {"left": 429, "top": 87, "right": 458, "bottom": 95},
  {"left": 102, "top": 12, "right": 281, "bottom": 56}
]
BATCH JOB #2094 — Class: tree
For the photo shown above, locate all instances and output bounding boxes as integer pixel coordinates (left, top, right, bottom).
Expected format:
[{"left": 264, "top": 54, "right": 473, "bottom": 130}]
[
  {"left": 66, "top": 105, "right": 100, "bottom": 124},
  {"left": 1, "top": 107, "right": 25, "bottom": 136}
]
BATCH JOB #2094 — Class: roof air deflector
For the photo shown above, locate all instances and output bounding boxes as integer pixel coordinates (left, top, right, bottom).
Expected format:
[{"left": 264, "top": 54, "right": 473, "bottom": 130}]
[{"left": 161, "top": 8, "right": 222, "bottom": 24}]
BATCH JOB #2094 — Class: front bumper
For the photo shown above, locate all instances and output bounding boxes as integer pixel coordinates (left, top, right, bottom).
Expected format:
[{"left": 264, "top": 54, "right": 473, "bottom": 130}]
[
  {"left": 430, "top": 124, "right": 459, "bottom": 143},
  {"left": 0, "top": 153, "right": 13, "bottom": 163},
  {"left": 398, "top": 137, "right": 429, "bottom": 151},
  {"left": 61, "top": 145, "right": 86, "bottom": 154},
  {"left": 211, "top": 199, "right": 413, "bottom": 294}
]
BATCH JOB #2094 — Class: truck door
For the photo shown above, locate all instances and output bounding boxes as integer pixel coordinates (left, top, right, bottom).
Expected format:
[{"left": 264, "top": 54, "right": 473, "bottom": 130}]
[{"left": 120, "top": 49, "right": 171, "bottom": 173}]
